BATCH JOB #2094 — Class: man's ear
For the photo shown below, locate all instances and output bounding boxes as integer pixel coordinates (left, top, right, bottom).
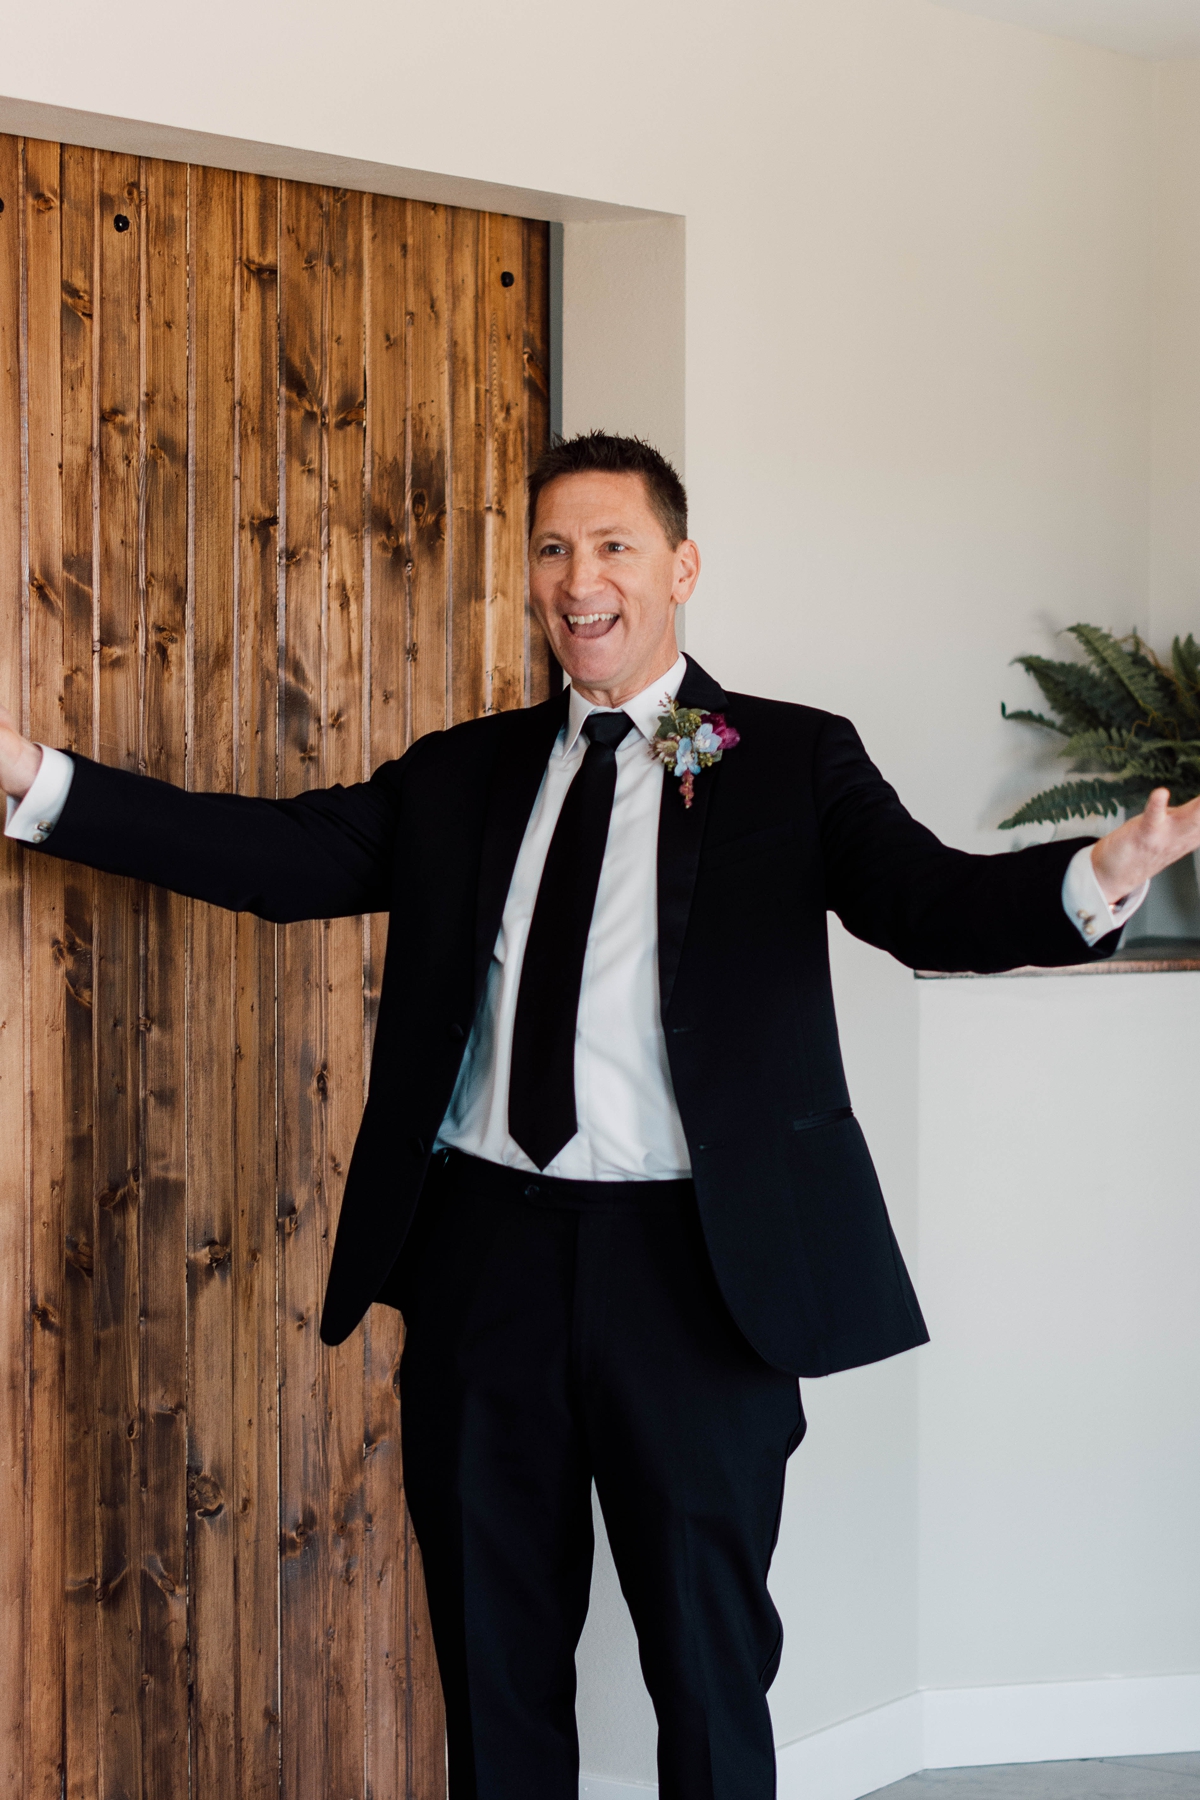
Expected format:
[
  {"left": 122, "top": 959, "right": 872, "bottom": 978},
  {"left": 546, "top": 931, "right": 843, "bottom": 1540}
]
[{"left": 673, "top": 538, "right": 701, "bottom": 606}]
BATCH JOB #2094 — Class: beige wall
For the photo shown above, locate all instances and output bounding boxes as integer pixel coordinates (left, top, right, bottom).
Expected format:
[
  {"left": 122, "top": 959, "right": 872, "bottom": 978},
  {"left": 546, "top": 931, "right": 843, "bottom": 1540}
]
[{"left": 3, "top": 0, "right": 1199, "bottom": 1791}]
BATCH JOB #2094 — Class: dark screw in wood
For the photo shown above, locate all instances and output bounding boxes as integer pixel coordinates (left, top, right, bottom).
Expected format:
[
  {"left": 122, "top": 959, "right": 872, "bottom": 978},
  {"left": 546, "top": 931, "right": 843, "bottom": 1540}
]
[
  {"left": 114, "top": 213, "right": 130, "bottom": 232},
  {"left": 500, "top": 270, "right": 515, "bottom": 287}
]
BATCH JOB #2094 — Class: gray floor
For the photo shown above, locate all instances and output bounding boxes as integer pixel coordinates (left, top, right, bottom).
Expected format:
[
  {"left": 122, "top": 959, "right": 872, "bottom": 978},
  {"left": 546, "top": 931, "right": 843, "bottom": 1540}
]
[{"left": 865, "top": 1753, "right": 1200, "bottom": 1798}]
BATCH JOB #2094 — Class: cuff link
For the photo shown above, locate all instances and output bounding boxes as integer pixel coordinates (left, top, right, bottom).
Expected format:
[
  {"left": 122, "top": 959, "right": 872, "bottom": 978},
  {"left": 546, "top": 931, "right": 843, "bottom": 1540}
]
[{"left": 1076, "top": 908, "right": 1098, "bottom": 939}]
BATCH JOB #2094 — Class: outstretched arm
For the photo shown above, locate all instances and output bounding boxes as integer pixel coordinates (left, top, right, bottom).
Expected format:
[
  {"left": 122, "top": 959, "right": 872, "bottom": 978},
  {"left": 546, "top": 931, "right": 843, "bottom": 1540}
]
[
  {"left": 815, "top": 715, "right": 1199, "bottom": 973},
  {"left": 0, "top": 703, "right": 406, "bottom": 923}
]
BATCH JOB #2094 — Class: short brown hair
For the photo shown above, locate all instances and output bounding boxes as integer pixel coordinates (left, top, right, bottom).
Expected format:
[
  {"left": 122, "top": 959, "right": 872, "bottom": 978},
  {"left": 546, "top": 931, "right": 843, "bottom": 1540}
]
[{"left": 528, "top": 431, "right": 688, "bottom": 547}]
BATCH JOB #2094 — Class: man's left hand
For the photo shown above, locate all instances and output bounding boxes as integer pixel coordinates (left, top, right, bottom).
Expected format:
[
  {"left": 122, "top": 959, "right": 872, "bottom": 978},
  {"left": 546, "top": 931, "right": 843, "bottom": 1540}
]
[{"left": 1091, "top": 787, "right": 1200, "bottom": 905}]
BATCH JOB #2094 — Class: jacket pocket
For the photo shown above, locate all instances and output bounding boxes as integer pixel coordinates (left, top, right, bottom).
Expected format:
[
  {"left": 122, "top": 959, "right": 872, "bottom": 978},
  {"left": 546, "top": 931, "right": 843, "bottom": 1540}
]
[{"left": 792, "top": 1106, "right": 853, "bottom": 1133}]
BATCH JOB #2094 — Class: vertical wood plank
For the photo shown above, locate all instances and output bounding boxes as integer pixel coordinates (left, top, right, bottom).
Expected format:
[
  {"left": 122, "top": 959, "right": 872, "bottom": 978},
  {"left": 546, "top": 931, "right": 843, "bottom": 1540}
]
[
  {"left": 58, "top": 136, "right": 100, "bottom": 1800},
  {"left": 362, "top": 189, "right": 414, "bottom": 1800},
  {"left": 522, "top": 221, "right": 553, "bottom": 707},
  {"left": 23, "top": 132, "right": 69, "bottom": 1800},
  {"left": 484, "top": 212, "right": 529, "bottom": 720},
  {"left": 0, "top": 126, "right": 28, "bottom": 1800},
  {"left": 93, "top": 146, "right": 145, "bottom": 1800},
  {"left": 407, "top": 204, "right": 451, "bottom": 742},
  {"left": 185, "top": 158, "right": 239, "bottom": 1797},
  {"left": 232, "top": 168, "right": 283, "bottom": 1800},
  {"left": 138, "top": 153, "right": 190, "bottom": 1799},
  {"left": 448, "top": 209, "right": 486, "bottom": 727},
  {"left": 324, "top": 183, "right": 369, "bottom": 1800},
  {"left": 278, "top": 174, "right": 332, "bottom": 1800},
  {"left": 402, "top": 213, "right": 454, "bottom": 1800},
  {"left": 3, "top": 126, "right": 550, "bottom": 1800}
]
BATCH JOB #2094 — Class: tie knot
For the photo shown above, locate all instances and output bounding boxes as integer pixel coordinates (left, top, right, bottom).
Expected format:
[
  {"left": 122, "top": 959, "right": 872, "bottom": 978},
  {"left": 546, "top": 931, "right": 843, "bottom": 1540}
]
[{"left": 582, "top": 711, "right": 632, "bottom": 752}]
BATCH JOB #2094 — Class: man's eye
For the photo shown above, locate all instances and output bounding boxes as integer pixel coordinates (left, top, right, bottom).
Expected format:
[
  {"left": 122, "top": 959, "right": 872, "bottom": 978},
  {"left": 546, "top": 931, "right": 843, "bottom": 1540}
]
[
  {"left": 603, "top": 541, "right": 627, "bottom": 553},
  {"left": 540, "top": 544, "right": 566, "bottom": 556}
]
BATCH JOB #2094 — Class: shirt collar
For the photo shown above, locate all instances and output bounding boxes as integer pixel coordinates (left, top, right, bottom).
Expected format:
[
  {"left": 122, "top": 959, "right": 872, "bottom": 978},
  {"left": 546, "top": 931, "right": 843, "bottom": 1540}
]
[{"left": 563, "top": 652, "right": 688, "bottom": 756}]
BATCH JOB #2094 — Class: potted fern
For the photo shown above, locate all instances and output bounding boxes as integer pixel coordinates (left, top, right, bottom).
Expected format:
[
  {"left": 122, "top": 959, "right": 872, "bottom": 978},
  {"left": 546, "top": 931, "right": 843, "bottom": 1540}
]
[{"left": 1001, "top": 624, "right": 1200, "bottom": 829}]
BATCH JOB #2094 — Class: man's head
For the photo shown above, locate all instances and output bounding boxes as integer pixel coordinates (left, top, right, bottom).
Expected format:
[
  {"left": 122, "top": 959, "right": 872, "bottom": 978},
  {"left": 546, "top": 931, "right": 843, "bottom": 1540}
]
[{"left": 527, "top": 433, "right": 700, "bottom": 706}]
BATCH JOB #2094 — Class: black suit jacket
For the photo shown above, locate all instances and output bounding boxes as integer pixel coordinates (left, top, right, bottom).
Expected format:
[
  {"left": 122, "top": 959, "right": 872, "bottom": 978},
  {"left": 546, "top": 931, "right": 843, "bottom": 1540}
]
[{"left": 37, "top": 656, "right": 1117, "bottom": 1376}]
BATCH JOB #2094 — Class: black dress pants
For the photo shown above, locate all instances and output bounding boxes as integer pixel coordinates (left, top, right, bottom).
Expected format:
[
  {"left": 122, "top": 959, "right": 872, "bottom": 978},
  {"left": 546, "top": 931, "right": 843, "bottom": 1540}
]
[{"left": 396, "top": 1150, "right": 806, "bottom": 1800}]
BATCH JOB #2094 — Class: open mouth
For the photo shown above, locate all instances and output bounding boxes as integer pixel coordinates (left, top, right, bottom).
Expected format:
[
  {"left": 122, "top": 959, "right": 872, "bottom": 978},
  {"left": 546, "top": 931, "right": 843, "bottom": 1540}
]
[{"left": 563, "top": 611, "right": 619, "bottom": 640}]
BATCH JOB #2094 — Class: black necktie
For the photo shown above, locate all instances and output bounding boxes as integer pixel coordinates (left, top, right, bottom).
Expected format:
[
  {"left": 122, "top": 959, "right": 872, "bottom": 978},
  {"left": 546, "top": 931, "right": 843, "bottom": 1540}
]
[{"left": 508, "top": 710, "right": 632, "bottom": 1170}]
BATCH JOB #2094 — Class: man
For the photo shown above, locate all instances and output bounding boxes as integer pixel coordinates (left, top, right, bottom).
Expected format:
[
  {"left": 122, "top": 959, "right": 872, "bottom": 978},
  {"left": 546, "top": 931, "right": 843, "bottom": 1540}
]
[{"left": 3, "top": 432, "right": 1197, "bottom": 1799}]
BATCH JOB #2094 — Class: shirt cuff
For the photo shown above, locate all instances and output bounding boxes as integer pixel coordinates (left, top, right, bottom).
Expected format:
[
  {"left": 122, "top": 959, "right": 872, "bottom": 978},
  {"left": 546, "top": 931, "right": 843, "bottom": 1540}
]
[
  {"left": 4, "top": 745, "right": 75, "bottom": 845},
  {"left": 1061, "top": 842, "right": 1148, "bottom": 947}
]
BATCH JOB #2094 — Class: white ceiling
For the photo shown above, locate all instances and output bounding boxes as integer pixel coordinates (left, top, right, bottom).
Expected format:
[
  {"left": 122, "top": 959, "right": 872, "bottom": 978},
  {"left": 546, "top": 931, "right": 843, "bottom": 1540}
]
[{"left": 931, "top": 0, "right": 1200, "bottom": 58}]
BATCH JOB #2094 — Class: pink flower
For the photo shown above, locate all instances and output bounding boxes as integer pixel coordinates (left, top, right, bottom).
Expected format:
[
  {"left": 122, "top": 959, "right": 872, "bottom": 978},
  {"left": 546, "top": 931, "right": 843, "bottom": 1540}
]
[{"left": 707, "top": 713, "right": 741, "bottom": 750}]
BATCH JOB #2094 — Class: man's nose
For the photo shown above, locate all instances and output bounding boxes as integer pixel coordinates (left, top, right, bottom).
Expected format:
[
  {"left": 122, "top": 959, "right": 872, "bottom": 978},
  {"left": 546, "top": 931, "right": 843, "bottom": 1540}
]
[{"left": 562, "top": 553, "right": 607, "bottom": 600}]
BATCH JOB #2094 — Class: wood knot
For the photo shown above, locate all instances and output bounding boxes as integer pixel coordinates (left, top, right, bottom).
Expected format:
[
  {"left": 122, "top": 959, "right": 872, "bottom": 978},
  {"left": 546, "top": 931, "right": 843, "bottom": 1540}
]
[
  {"left": 31, "top": 1300, "right": 60, "bottom": 1333},
  {"left": 280, "top": 1519, "right": 311, "bottom": 1558},
  {"left": 187, "top": 1469, "right": 224, "bottom": 1518},
  {"left": 65, "top": 1235, "right": 94, "bottom": 1277},
  {"left": 204, "top": 1240, "right": 231, "bottom": 1270},
  {"left": 97, "top": 1170, "right": 139, "bottom": 1211},
  {"left": 62, "top": 281, "right": 92, "bottom": 320}
]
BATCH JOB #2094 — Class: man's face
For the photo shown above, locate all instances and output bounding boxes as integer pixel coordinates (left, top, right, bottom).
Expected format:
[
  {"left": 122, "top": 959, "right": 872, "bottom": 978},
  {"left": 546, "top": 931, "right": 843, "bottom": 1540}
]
[{"left": 528, "top": 471, "right": 700, "bottom": 702}]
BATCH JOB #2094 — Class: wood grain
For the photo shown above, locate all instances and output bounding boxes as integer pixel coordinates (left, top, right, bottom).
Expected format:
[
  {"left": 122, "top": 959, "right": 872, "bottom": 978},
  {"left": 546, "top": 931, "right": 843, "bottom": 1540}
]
[
  {"left": 2, "top": 125, "right": 549, "bottom": 1799},
  {"left": 0, "top": 124, "right": 28, "bottom": 1800},
  {"left": 232, "top": 168, "right": 283, "bottom": 1800},
  {"left": 24, "top": 133, "right": 69, "bottom": 1800},
  {"left": 93, "top": 146, "right": 145, "bottom": 1800},
  {"left": 522, "top": 219, "right": 554, "bottom": 707},
  {"left": 484, "top": 213, "right": 529, "bottom": 720},
  {"left": 407, "top": 204, "right": 451, "bottom": 744},
  {"left": 58, "top": 137, "right": 100, "bottom": 1800},
  {"left": 278, "top": 173, "right": 331, "bottom": 1800},
  {"left": 186, "top": 157, "right": 239, "bottom": 1799},
  {"left": 138, "top": 154, "right": 190, "bottom": 1798},
  {"left": 362, "top": 190, "right": 414, "bottom": 1800},
  {"left": 323, "top": 183, "right": 370, "bottom": 1800}
]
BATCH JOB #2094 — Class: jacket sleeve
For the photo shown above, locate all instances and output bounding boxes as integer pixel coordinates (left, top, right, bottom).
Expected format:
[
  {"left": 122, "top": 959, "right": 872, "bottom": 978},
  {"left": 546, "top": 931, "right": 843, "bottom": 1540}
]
[
  {"left": 814, "top": 713, "right": 1120, "bottom": 973},
  {"left": 30, "top": 744, "right": 429, "bottom": 923}
]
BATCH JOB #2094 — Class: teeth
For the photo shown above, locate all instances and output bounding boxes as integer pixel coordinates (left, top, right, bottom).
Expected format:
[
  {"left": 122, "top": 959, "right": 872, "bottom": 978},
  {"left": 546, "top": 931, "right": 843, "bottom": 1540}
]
[{"left": 565, "top": 613, "right": 618, "bottom": 625}]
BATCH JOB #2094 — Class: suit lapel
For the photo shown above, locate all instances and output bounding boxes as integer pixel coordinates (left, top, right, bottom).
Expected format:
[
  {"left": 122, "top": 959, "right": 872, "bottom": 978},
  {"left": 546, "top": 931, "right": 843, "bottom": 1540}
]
[
  {"left": 656, "top": 655, "right": 729, "bottom": 1016},
  {"left": 473, "top": 687, "right": 569, "bottom": 1002}
]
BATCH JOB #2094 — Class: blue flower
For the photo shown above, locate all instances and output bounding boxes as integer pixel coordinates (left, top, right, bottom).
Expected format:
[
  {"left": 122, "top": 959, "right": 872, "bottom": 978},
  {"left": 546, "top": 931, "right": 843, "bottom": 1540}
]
[
  {"left": 673, "top": 736, "right": 700, "bottom": 777},
  {"left": 692, "top": 722, "right": 722, "bottom": 757}
]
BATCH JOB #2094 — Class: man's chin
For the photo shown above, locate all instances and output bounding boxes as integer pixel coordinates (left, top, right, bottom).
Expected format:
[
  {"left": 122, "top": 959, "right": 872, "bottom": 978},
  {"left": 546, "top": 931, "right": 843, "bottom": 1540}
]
[{"left": 554, "top": 634, "right": 626, "bottom": 688}]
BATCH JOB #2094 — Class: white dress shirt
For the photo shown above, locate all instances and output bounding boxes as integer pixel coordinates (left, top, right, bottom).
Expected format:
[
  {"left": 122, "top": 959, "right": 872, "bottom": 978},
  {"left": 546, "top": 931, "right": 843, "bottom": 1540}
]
[
  {"left": 5, "top": 678, "right": 1147, "bottom": 1181},
  {"left": 436, "top": 654, "right": 693, "bottom": 1180}
]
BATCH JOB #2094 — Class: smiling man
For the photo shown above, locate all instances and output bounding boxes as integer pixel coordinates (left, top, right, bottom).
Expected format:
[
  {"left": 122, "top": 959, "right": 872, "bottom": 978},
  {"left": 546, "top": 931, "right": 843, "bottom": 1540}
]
[{"left": 3, "top": 430, "right": 1199, "bottom": 1800}]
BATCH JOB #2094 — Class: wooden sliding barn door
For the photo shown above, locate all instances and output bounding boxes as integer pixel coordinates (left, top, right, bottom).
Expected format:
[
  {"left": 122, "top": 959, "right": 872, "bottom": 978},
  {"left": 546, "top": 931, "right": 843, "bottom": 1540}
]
[{"left": 0, "top": 133, "right": 550, "bottom": 1800}]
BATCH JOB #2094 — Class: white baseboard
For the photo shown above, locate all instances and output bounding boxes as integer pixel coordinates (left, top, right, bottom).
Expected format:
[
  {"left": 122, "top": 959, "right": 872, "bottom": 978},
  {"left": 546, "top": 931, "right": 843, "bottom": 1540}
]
[
  {"left": 580, "top": 1780, "right": 655, "bottom": 1800},
  {"left": 581, "top": 1671, "right": 1200, "bottom": 1800}
]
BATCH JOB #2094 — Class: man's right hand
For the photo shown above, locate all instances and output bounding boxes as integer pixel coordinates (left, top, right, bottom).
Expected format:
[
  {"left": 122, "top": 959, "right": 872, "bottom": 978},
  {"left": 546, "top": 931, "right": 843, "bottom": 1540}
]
[{"left": 0, "top": 704, "right": 43, "bottom": 800}]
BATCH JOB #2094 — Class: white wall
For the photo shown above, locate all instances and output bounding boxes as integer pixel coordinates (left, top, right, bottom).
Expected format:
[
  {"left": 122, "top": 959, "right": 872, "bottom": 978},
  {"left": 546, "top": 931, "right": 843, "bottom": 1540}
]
[
  {"left": 1150, "top": 58, "right": 1200, "bottom": 651},
  {"left": 4, "top": 0, "right": 1199, "bottom": 1791},
  {"left": 918, "top": 972, "right": 1200, "bottom": 1689}
]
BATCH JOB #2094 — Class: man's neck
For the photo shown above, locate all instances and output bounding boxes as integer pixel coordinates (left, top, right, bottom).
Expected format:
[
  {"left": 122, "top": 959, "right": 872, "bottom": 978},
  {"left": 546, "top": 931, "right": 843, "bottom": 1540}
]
[{"left": 570, "top": 648, "right": 682, "bottom": 713}]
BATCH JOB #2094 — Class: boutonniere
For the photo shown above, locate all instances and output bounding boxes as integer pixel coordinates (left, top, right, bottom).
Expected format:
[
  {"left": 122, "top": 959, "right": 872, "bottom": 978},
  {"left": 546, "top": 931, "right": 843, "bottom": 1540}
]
[{"left": 651, "top": 701, "right": 740, "bottom": 808}]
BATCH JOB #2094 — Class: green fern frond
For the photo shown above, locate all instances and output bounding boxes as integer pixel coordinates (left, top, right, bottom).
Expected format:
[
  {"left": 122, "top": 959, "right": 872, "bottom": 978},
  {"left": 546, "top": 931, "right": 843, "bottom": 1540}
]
[
  {"left": 1004, "top": 624, "right": 1200, "bottom": 826},
  {"left": 1013, "top": 655, "right": 1142, "bottom": 730},
  {"left": 999, "top": 704, "right": 1069, "bottom": 735},
  {"left": 1168, "top": 635, "right": 1200, "bottom": 726},
  {"left": 1173, "top": 633, "right": 1200, "bottom": 690},
  {"left": 999, "top": 776, "right": 1143, "bottom": 829},
  {"left": 1068, "top": 623, "right": 1167, "bottom": 715}
]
